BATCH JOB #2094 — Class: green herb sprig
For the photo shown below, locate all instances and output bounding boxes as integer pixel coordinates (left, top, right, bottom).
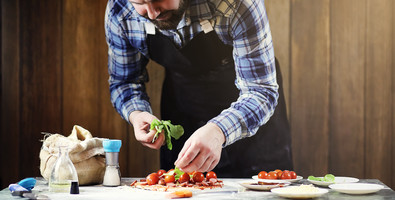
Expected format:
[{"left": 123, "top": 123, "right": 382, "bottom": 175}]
[
  {"left": 308, "top": 174, "right": 335, "bottom": 182},
  {"left": 150, "top": 119, "right": 184, "bottom": 150}
]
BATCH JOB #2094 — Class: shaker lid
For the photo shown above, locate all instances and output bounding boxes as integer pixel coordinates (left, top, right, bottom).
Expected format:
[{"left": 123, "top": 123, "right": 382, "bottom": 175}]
[
  {"left": 18, "top": 178, "right": 36, "bottom": 191},
  {"left": 103, "top": 139, "right": 122, "bottom": 152}
]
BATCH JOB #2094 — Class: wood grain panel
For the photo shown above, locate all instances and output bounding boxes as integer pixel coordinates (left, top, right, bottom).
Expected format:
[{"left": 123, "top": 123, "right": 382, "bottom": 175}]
[
  {"left": 391, "top": 2, "right": 395, "bottom": 190},
  {"left": 290, "top": 0, "right": 330, "bottom": 177},
  {"left": 63, "top": 0, "right": 101, "bottom": 135},
  {"left": 96, "top": 0, "right": 131, "bottom": 176},
  {"left": 393, "top": 1, "right": 395, "bottom": 190},
  {"left": 19, "top": 0, "right": 62, "bottom": 179},
  {"left": 365, "top": 0, "right": 393, "bottom": 187},
  {"left": 265, "top": 0, "right": 291, "bottom": 118},
  {"left": 0, "top": 0, "right": 20, "bottom": 188},
  {"left": 329, "top": 0, "right": 366, "bottom": 178},
  {"left": 127, "top": 61, "right": 163, "bottom": 176}
]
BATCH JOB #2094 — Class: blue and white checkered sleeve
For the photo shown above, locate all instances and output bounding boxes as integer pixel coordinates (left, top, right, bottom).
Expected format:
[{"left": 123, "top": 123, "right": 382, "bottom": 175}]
[
  {"left": 209, "top": 0, "right": 278, "bottom": 146},
  {"left": 105, "top": 4, "right": 152, "bottom": 123}
]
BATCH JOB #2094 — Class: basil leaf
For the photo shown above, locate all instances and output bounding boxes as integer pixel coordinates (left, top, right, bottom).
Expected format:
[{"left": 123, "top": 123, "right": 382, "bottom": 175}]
[
  {"left": 323, "top": 174, "right": 335, "bottom": 182},
  {"left": 169, "top": 124, "right": 184, "bottom": 140},
  {"left": 308, "top": 174, "right": 335, "bottom": 182},
  {"left": 164, "top": 124, "right": 172, "bottom": 150},
  {"left": 308, "top": 176, "right": 321, "bottom": 181},
  {"left": 150, "top": 119, "right": 184, "bottom": 150}
]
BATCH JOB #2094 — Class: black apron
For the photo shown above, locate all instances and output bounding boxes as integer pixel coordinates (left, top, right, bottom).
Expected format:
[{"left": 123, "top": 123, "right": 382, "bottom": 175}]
[{"left": 147, "top": 26, "right": 293, "bottom": 178}]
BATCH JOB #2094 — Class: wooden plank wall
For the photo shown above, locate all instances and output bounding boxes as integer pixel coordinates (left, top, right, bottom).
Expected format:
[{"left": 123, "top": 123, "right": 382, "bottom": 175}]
[
  {"left": 266, "top": 0, "right": 394, "bottom": 189},
  {"left": 0, "top": 0, "right": 159, "bottom": 188},
  {"left": 393, "top": 0, "right": 395, "bottom": 190},
  {"left": 330, "top": 0, "right": 365, "bottom": 180},
  {"left": 1, "top": 0, "right": 394, "bottom": 190}
]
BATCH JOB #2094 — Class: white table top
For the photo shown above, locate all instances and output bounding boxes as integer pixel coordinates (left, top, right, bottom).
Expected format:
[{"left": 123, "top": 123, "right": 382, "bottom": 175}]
[{"left": 1, "top": 177, "right": 394, "bottom": 199}]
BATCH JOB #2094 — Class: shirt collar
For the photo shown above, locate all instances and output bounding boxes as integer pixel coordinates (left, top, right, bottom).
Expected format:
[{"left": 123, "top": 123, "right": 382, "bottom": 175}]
[
  {"left": 126, "top": 0, "right": 216, "bottom": 29},
  {"left": 178, "top": 0, "right": 214, "bottom": 29}
]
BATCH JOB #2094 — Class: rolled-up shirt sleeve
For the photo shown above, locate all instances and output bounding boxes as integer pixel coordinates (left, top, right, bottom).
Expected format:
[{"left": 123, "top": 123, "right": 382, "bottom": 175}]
[
  {"left": 105, "top": 2, "right": 152, "bottom": 122},
  {"left": 208, "top": 0, "right": 278, "bottom": 147}
]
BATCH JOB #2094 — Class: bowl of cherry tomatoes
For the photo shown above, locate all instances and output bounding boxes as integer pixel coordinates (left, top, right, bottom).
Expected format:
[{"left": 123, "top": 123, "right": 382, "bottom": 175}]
[{"left": 252, "top": 169, "right": 303, "bottom": 183}]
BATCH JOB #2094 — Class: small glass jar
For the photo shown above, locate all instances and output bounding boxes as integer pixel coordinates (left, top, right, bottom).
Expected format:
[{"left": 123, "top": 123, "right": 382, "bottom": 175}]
[{"left": 49, "top": 146, "right": 79, "bottom": 193}]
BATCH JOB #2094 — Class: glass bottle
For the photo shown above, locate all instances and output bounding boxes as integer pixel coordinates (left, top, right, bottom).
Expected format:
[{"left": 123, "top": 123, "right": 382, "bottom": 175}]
[
  {"left": 102, "top": 139, "right": 122, "bottom": 186},
  {"left": 49, "top": 146, "right": 79, "bottom": 193}
]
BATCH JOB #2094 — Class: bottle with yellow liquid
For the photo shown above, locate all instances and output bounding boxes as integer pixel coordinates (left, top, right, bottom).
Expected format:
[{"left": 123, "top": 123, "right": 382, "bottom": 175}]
[{"left": 49, "top": 146, "right": 79, "bottom": 193}]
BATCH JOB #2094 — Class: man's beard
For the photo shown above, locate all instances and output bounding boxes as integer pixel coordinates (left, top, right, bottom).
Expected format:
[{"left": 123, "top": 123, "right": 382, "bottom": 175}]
[{"left": 149, "top": 0, "right": 188, "bottom": 30}]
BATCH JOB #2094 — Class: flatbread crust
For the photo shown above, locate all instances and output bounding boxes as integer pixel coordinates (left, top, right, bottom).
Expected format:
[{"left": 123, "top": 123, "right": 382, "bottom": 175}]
[{"left": 130, "top": 179, "right": 223, "bottom": 192}]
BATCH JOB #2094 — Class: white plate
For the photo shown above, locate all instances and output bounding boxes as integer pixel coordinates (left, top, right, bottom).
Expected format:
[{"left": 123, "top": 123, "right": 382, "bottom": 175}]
[
  {"left": 329, "top": 183, "right": 384, "bottom": 194},
  {"left": 238, "top": 180, "right": 290, "bottom": 191},
  {"left": 307, "top": 176, "right": 359, "bottom": 187},
  {"left": 252, "top": 175, "right": 303, "bottom": 183},
  {"left": 271, "top": 186, "right": 328, "bottom": 199}
]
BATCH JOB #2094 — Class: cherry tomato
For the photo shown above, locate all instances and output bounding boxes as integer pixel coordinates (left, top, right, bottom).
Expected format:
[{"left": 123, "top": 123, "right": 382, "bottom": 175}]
[
  {"left": 283, "top": 170, "right": 290, "bottom": 177},
  {"left": 267, "top": 171, "right": 278, "bottom": 179},
  {"left": 206, "top": 171, "right": 217, "bottom": 180},
  {"left": 178, "top": 173, "right": 190, "bottom": 183},
  {"left": 274, "top": 169, "right": 283, "bottom": 178},
  {"left": 146, "top": 173, "right": 159, "bottom": 185},
  {"left": 258, "top": 171, "right": 268, "bottom": 179},
  {"left": 281, "top": 171, "right": 292, "bottom": 179},
  {"left": 192, "top": 172, "right": 205, "bottom": 182},
  {"left": 290, "top": 171, "right": 297, "bottom": 179},
  {"left": 157, "top": 169, "right": 166, "bottom": 177},
  {"left": 167, "top": 169, "right": 175, "bottom": 176},
  {"left": 164, "top": 174, "right": 175, "bottom": 183},
  {"left": 188, "top": 171, "right": 196, "bottom": 176}
]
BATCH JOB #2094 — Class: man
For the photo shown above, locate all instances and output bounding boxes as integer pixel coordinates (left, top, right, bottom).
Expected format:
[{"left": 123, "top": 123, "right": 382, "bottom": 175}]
[{"left": 105, "top": 0, "right": 293, "bottom": 177}]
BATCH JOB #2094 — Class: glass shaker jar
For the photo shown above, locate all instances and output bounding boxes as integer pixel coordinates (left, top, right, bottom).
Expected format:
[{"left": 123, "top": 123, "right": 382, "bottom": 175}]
[
  {"left": 102, "top": 139, "right": 122, "bottom": 186},
  {"left": 49, "top": 146, "right": 79, "bottom": 193}
]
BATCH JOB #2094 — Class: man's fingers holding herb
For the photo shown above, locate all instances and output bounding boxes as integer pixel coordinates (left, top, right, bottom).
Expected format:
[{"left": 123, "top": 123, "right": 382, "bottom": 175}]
[
  {"left": 141, "top": 131, "right": 165, "bottom": 149},
  {"left": 129, "top": 111, "right": 164, "bottom": 149}
]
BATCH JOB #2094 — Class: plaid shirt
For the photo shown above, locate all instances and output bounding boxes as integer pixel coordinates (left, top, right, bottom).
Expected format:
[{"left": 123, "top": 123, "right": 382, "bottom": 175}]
[{"left": 105, "top": 0, "right": 278, "bottom": 147}]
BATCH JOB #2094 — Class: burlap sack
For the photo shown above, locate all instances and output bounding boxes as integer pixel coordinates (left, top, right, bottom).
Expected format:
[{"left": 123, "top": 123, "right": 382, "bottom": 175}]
[{"left": 40, "top": 125, "right": 106, "bottom": 185}]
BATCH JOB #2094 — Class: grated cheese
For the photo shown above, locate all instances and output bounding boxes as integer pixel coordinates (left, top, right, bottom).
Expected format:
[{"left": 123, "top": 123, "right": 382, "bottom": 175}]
[{"left": 279, "top": 184, "right": 319, "bottom": 193}]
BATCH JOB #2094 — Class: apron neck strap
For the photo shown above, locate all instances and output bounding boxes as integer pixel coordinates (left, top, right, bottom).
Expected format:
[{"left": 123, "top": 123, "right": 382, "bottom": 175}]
[{"left": 200, "top": 20, "right": 214, "bottom": 33}]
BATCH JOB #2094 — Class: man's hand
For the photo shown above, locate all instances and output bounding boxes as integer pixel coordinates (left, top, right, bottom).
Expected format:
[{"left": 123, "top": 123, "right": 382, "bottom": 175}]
[
  {"left": 129, "top": 111, "right": 165, "bottom": 149},
  {"left": 174, "top": 122, "right": 225, "bottom": 173}
]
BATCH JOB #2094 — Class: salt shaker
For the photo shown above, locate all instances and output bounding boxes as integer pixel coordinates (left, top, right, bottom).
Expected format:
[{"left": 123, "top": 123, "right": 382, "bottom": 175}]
[{"left": 102, "top": 139, "right": 122, "bottom": 186}]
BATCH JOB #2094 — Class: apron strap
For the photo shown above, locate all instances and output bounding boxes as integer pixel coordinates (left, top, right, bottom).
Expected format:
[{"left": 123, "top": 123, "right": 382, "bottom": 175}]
[{"left": 200, "top": 20, "right": 214, "bottom": 33}]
